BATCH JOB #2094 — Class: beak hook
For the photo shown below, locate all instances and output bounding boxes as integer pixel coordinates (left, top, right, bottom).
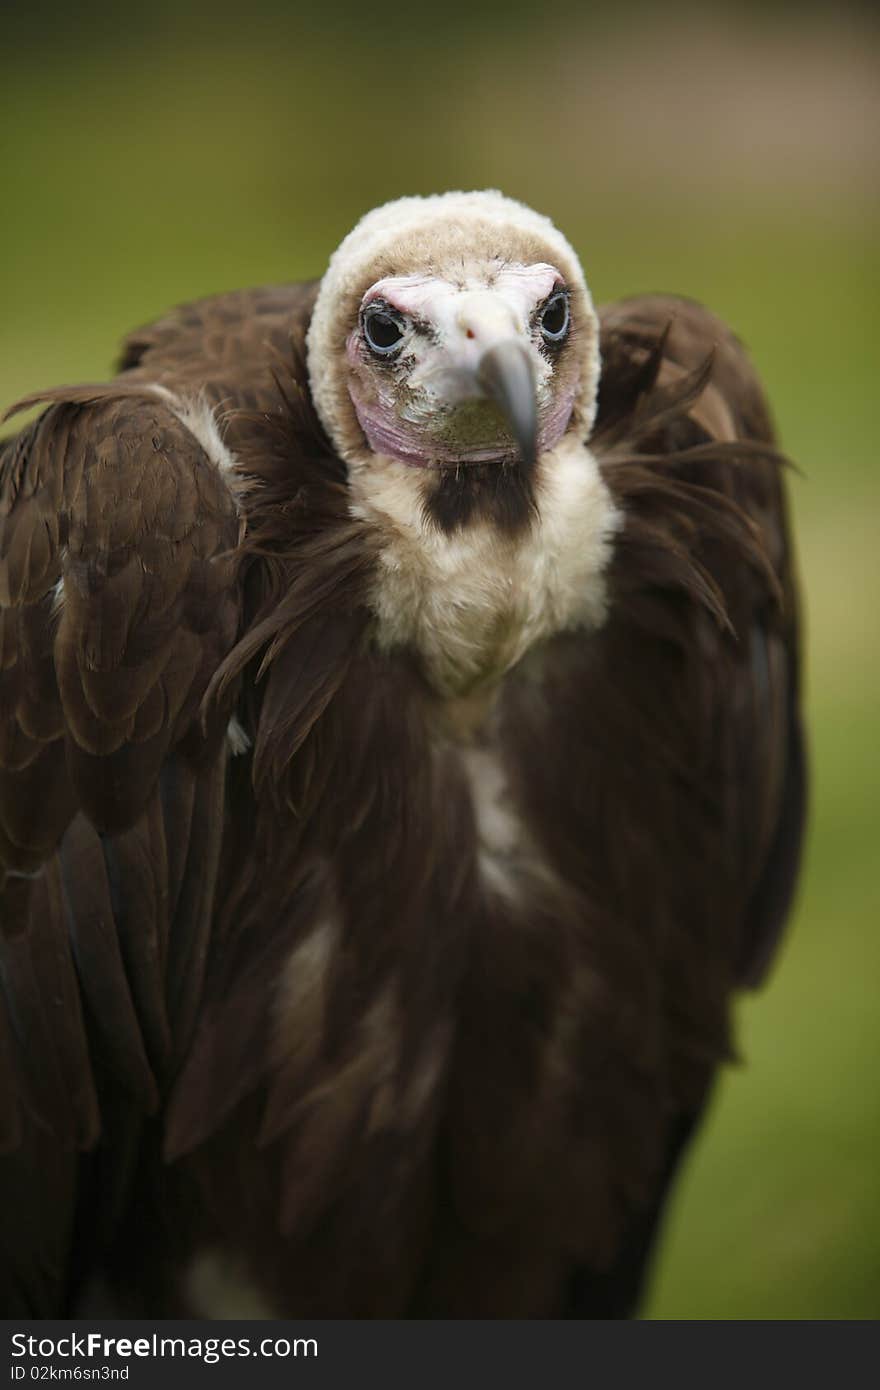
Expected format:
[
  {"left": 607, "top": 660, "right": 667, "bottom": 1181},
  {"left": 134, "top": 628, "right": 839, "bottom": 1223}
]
[{"left": 476, "top": 341, "right": 538, "bottom": 469}]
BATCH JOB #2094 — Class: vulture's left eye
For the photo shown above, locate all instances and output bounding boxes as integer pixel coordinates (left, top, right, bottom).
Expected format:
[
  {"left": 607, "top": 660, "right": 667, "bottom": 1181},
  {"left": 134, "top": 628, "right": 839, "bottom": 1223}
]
[
  {"left": 362, "top": 306, "right": 406, "bottom": 356},
  {"left": 540, "top": 291, "right": 570, "bottom": 344}
]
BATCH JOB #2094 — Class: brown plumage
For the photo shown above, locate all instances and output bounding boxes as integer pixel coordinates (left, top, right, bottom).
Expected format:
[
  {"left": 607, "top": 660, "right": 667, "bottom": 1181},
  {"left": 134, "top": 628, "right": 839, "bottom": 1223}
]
[{"left": 0, "top": 217, "right": 805, "bottom": 1316}]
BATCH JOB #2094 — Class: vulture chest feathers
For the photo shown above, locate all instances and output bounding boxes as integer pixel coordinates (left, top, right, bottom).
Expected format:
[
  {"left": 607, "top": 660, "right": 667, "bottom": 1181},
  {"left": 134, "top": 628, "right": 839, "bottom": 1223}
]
[{"left": 0, "top": 191, "right": 805, "bottom": 1318}]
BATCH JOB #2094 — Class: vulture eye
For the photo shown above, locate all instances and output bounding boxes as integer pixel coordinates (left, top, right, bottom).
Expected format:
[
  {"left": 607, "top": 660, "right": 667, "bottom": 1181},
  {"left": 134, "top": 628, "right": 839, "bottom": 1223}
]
[
  {"left": 362, "top": 305, "right": 406, "bottom": 356},
  {"left": 540, "top": 291, "right": 570, "bottom": 345}
]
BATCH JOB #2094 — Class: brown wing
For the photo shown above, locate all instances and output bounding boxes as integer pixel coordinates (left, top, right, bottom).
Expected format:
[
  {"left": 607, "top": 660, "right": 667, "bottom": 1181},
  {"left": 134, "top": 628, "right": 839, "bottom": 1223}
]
[
  {"left": 559, "top": 294, "right": 806, "bottom": 1312},
  {"left": 595, "top": 294, "right": 806, "bottom": 989},
  {"left": 0, "top": 283, "right": 316, "bottom": 1313}
]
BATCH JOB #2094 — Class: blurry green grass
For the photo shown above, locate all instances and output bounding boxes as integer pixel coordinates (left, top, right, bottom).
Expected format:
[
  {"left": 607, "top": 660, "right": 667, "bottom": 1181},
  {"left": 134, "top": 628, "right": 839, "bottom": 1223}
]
[{"left": 2, "top": 18, "right": 878, "bottom": 1319}]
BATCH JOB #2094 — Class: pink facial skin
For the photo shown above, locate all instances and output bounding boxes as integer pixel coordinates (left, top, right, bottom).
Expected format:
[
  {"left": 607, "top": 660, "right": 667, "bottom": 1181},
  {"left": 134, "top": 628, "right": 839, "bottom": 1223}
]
[
  {"left": 349, "top": 377, "right": 577, "bottom": 468},
  {"left": 344, "top": 265, "right": 578, "bottom": 468}
]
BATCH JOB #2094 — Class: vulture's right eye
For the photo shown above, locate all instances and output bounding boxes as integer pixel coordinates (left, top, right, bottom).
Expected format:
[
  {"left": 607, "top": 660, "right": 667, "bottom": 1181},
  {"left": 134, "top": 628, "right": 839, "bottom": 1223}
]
[{"left": 362, "top": 306, "right": 406, "bottom": 356}]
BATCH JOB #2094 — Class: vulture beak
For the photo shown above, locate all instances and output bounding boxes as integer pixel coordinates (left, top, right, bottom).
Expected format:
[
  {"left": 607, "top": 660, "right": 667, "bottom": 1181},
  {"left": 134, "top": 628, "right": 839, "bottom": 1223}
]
[{"left": 476, "top": 340, "right": 538, "bottom": 470}]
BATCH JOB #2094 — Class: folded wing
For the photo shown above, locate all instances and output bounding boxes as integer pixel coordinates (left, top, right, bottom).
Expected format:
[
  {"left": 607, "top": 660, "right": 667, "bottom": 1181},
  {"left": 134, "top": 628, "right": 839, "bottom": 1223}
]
[{"left": 0, "top": 283, "right": 317, "bottom": 1313}]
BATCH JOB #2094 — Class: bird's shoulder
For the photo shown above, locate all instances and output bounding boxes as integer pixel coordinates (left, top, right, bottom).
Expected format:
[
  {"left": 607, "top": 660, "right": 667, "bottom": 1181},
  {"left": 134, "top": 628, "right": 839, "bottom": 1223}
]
[
  {"left": 117, "top": 280, "right": 319, "bottom": 395},
  {"left": 590, "top": 292, "right": 805, "bottom": 990},
  {"left": 596, "top": 292, "right": 776, "bottom": 445}
]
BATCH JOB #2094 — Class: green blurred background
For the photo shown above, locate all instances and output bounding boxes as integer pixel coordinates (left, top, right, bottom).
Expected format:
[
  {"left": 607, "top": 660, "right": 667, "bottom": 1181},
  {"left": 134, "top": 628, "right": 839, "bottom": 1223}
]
[{"left": 2, "top": 0, "right": 877, "bottom": 1319}]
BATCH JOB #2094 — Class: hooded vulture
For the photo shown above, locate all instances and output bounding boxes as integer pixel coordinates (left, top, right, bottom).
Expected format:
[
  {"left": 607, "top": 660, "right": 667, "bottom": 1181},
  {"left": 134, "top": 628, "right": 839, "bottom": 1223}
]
[{"left": 0, "top": 191, "right": 806, "bottom": 1318}]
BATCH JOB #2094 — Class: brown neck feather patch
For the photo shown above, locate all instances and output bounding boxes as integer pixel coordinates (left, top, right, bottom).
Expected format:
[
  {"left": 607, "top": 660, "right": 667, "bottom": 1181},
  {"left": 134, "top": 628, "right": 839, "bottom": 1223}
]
[{"left": 421, "top": 456, "right": 539, "bottom": 538}]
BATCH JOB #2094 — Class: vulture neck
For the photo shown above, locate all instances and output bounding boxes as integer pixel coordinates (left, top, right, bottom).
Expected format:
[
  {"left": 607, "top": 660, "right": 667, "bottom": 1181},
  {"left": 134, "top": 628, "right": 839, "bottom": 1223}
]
[{"left": 349, "top": 433, "right": 620, "bottom": 700}]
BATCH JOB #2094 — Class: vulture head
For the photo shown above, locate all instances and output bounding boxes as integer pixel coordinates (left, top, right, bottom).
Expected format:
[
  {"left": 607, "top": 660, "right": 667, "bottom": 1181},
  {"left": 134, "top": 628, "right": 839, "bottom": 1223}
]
[{"left": 306, "top": 191, "right": 614, "bottom": 696}]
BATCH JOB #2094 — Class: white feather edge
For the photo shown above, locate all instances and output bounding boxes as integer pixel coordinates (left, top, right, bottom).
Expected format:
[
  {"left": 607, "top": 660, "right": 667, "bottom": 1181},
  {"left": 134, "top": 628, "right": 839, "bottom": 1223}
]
[
  {"left": 50, "top": 575, "right": 65, "bottom": 618},
  {"left": 149, "top": 384, "right": 242, "bottom": 488},
  {"left": 226, "top": 715, "right": 252, "bottom": 756}
]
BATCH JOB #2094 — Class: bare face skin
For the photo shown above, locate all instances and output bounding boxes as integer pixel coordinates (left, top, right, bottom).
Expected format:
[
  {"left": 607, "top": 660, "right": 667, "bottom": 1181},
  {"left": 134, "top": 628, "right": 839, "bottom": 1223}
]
[{"left": 344, "top": 262, "right": 580, "bottom": 470}]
